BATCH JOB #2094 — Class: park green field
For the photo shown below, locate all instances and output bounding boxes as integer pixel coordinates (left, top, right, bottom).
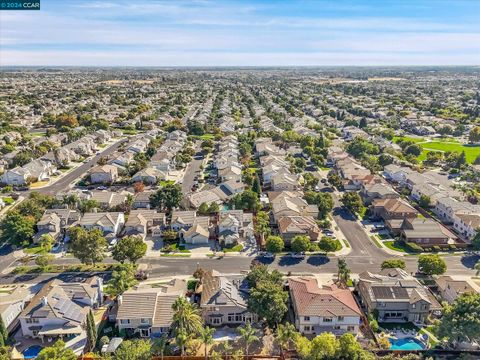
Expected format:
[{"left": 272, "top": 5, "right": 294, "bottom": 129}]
[{"left": 418, "top": 141, "right": 480, "bottom": 163}]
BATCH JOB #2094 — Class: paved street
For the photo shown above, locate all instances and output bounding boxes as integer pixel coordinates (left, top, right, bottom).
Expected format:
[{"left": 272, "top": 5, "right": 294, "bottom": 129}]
[{"left": 181, "top": 142, "right": 204, "bottom": 196}]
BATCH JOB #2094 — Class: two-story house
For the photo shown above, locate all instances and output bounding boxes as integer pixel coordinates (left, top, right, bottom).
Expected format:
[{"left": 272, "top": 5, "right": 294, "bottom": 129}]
[
  {"left": 289, "top": 277, "right": 362, "bottom": 336},
  {"left": 79, "top": 212, "right": 125, "bottom": 235}
]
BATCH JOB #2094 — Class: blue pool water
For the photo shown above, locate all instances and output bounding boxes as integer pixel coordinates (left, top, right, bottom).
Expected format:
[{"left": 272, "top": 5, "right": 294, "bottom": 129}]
[
  {"left": 389, "top": 337, "right": 425, "bottom": 350},
  {"left": 22, "top": 345, "right": 43, "bottom": 359}
]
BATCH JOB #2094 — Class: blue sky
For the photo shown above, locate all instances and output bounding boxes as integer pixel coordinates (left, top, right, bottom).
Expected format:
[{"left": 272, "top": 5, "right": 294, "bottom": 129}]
[{"left": 1, "top": 0, "right": 479, "bottom": 66}]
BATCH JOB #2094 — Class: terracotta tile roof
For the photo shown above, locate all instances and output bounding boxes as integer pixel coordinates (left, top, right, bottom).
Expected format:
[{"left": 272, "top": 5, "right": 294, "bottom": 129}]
[{"left": 289, "top": 277, "right": 362, "bottom": 317}]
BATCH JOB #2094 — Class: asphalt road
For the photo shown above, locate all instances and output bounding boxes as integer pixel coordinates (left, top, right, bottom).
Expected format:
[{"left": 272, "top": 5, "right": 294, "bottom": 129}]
[
  {"left": 181, "top": 143, "right": 204, "bottom": 196},
  {"left": 29, "top": 138, "right": 128, "bottom": 196}
]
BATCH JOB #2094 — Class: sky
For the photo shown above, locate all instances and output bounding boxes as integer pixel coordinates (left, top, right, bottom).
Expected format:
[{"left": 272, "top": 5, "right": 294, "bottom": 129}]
[{"left": 1, "top": 0, "right": 479, "bottom": 66}]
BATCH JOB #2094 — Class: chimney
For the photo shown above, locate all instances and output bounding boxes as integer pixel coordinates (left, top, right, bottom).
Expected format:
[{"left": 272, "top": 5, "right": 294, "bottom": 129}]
[{"left": 41, "top": 297, "right": 48, "bottom": 306}]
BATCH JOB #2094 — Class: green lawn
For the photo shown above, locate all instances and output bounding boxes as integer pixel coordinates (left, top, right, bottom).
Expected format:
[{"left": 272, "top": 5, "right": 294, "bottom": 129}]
[
  {"left": 24, "top": 245, "right": 47, "bottom": 255},
  {"left": 370, "top": 236, "right": 383, "bottom": 248},
  {"left": 191, "top": 134, "right": 215, "bottom": 141},
  {"left": 1, "top": 197, "right": 14, "bottom": 205},
  {"left": 223, "top": 244, "right": 243, "bottom": 252},
  {"left": 418, "top": 141, "right": 480, "bottom": 163},
  {"left": 393, "top": 136, "right": 424, "bottom": 144},
  {"left": 383, "top": 240, "right": 409, "bottom": 253}
]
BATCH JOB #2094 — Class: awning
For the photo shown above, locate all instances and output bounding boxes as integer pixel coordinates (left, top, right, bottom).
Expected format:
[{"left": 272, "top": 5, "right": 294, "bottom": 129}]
[{"left": 38, "top": 324, "right": 83, "bottom": 336}]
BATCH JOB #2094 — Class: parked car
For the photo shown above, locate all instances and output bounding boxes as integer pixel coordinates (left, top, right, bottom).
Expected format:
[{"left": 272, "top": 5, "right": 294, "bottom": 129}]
[{"left": 260, "top": 252, "right": 275, "bottom": 258}]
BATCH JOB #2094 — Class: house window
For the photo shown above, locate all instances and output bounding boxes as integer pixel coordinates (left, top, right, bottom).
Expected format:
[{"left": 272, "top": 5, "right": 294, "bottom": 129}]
[
  {"left": 235, "top": 314, "right": 243, "bottom": 322},
  {"left": 26, "top": 319, "right": 39, "bottom": 324},
  {"left": 347, "top": 326, "right": 355, "bottom": 332},
  {"left": 334, "top": 325, "right": 341, "bottom": 330},
  {"left": 304, "top": 316, "right": 310, "bottom": 322},
  {"left": 140, "top": 318, "right": 149, "bottom": 324},
  {"left": 323, "top": 318, "right": 333, "bottom": 323},
  {"left": 32, "top": 330, "right": 39, "bottom": 336},
  {"left": 227, "top": 313, "right": 234, "bottom": 322},
  {"left": 338, "top": 316, "right": 344, "bottom": 322},
  {"left": 120, "top": 319, "right": 130, "bottom": 325},
  {"left": 212, "top": 318, "right": 222, "bottom": 325},
  {"left": 412, "top": 304, "right": 416, "bottom": 309},
  {"left": 304, "top": 326, "right": 311, "bottom": 332}
]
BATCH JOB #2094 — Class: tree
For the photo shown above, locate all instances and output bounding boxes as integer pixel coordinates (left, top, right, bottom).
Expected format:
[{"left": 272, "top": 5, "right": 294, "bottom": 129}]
[
  {"left": 69, "top": 227, "right": 107, "bottom": 266},
  {"left": 381, "top": 258, "right": 406, "bottom": 270},
  {"left": 38, "top": 234, "right": 55, "bottom": 252},
  {"left": 152, "top": 334, "right": 168, "bottom": 360},
  {"left": 0, "top": 211, "right": 35, "bottom": 246},
  {"left": 199, "top": 326, "right": 215, "bottom": 360},
  {"left": 208, "top": 202, "right": 220, "bottom": 214},
  {"left": 255, "top": 211, "right": 271, "bottom": 238},
  {"left": 456, "top": 151, "right": 467, "bottom": 168},
  {"left": 78, "top": 199, "right": 99, "bottom": 214},
  {"left": 327, "top": 172, "right": 342, "bottom": 189},
  {"left": 265, "top": 235, "right": 284, "bottom": 253},
  {"left": 248, "top": 280, "right": 288, "bottom": 327},
  {"left": 35, "top": 254, "right": 54, "bottom": 269},
  {"left": 337, "top": 258, "right": 351, "bottom": 286},
  {"left": 133, "top": 181, "right": 145, "bottom": 193},
  {"left": 198, "top": 202, "right": 209, "bottom": 215},
  {"left": 114, "top": 339, "right": 152, "bottom": 360},
  {"left": 437, "top": 293, "right": 480, "bottom": 343},
  {"left": 252, "top": 175, "right": 261, "bottom": 195},
  {"left": 107, "top": 264, "right": 137, "bottom": 297},
  {"left": 36, "top": 340, "right": 76, "bottom": 360},
  {"left": 0, "top": 317, "right": 7, "bottom": 348},
  {"left": 294, "top": 335, "right": 312, "bottom": 359},
  {"left": 231, "top": 190, "right": 260, "bottom": 211},
  {"left": 237, "top": 322, "right": 258, "bottom": 357},
  {"left": 318, "top": 236, "right": 337, "bottom": 253},
  {"left": 246, "top": 265, "right": 283, "bottom": 288},
  {"left": 276, "top": 323, "right": 297, "bottom": 352},
  {"left": 86, "top": 309, "right": 97, "bottom": 351},
  {"left": 310, "top": 333, "right": 338, "bottom": 359},
  {"left": 473, "top": 231, "right": 480, "bottom": 250},
  {"left": 340, "top": 192, "right": 364, "bottom": 215},
  {"left": 316, "top": 193, "right": 334, "bottom": 219},
  {"left": 162, "top": 229, "right": 178, "bottom": 242},
  {"left": 418, "top": 195, "right": 431, "bottom": 208},
  {"left": 418, "top": 254, "right": 447, "bottom": 275},
  {"left": 337, "top": 333, "right": 373, "bottom": 360},
  {"left": 149, "top": 184, "right": 182, "bottom": 211},
  {"left": 171, "top": 296, "right": 203, "bottom": 346},
  {"left": 404, "top": 144, "right": 422, "bottom": 157},
  {"left": 112, "top": 236, "right": 147, "bottom": 264},
  {"left": 291, "top": 235, "right": 310, "bottom": 253},
  {"left": 469, "top": 126, "right": 480, "bottom": 143}
]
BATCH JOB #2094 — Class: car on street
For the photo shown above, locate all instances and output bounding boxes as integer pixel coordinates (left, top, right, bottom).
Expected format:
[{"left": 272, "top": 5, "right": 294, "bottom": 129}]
[
  {"left": 259, "top": 252, "right": 275, "bottom": 258},
  {"left": 290, "top": 252, "right": 305, "bottom": 259}
]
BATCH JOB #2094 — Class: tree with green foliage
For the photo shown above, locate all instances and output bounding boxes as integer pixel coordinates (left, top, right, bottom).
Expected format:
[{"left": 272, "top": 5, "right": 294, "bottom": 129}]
[
  {"left": 473, "top": 231, "right": 480, "bottom": 250},
  {"left": 36, "top": 340, "right": 76, "bottom": 360},
  {"left": 198, "top": 202, "right": 209, "bottom": 215},
  {"left": 68, "top": 227, "right": 107, "bottom": 266},
  {"left": 437, "top": 293, "right": 480, "bottom": 344},
  {"left": 381, "top": 258, "right": 406, "bottom": 270},
  {"left": 0, "top": 210, "right": 35, "bottom": 246},
  {"left": 78, "top": 199, "right": 99, "bottom": 214},
  {"left": 248, "top": 280, "right": 288, "bottom": 327},
  {"left": 246, "top": 264, "right": 283, "bottom": 288},
  {"left": 252, "top": 175, "right": 261, "bottom": 195},
  {"left": 254, "top": 211, "right": 271, "bottom": 239},
  {"left": 337, "top": 332, "right": 374, "bottom": 360},
  {"left": 152, "top": 334, "right": 168, "bottom": 360},
  {"left": 404, "top": 144, "right": 423, "bottom": 157},
  {"left": 86, "top": 309, "right": 97, "bottom": 351},
  {"left": 0, "top": 317, "right": 7, "bottom": 347},
  {"left": 114, "top": 339, "right": 152, "bottom": 360},
  {"left": 346, "top": 137, "right": 379, "bottom": 159},
  {"left": 418, "top": 254, "right": 447, "bottom": 275},
  {"left": 171, "top": 296, "right": 202, "bottom": 338},
  {"left": 35, "top": 254, "right": 54, "bottom": 270},
  {"left": 291, "top": 235, "right": 311, "bottom": 253},
  {"left": 38, "top": 234, "right": 55, "bottom": 252},
  {"left": 310, "top": 332, "right": 338, "bottom": 359},
  {"left": 208, "top": 202, "right": 220, "bottom": 214},
  {"left": 276, "top": 322, "right": 298, "bottom": 352},
  {"left": 199, "top": 326, "right": 215, "bottom": 360},
  {"left": 265, "top": 235, "right": 284, "bottom": 253},
  {"left": 469, "top": 126, "right": 480, "bottom": 143},
  {"left": 112, "top": 236, "right": 147, "bottom": 264},
  {"left": 149, "top": 183, "right": 182, "bottom": 211},
  {"left": 318, "top": 236, "right": 337, "bottom": 254},
  {"left": 337, "top": 258, "right": 351, "bottom": 286},
  {"left": 237, "top": 322, "right": 259, "bottom": 358},
  {"left": 456, "top": 151, "right": 467, "bottom": 168},
  {"left": 340, "top": 192, "right": 364, "bottom": 215},
  {"left": 231, "top": 190, "right": 260, "bottom": 211},
  {"left": 107, "top": 264, "right": 137, "bottom": 297},
  {"left": 327, "top": 172, "right": 342, "bottom": 189},
  {"left": 418, "top": 195, "right": 431, "bottom": 208}
]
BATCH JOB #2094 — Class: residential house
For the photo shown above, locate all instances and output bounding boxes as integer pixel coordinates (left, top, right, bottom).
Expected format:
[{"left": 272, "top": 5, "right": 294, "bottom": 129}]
[
  {"left": 80, "top": 212, "right": 125, "bottom": 235},
  {"left": 278, "top": 216, "right": 321, "bottom": 244},
  {"left": 218, "top": 165, "right": 242, "bottom": 182},
  {"left": 19, "top": 277, "right": 103, "bottom": 348},
  {"left": 124, "top": 210, "right": 165, "bottom": 238},
  {"left": 198, "top": 270, "right": 257, "bottom": 326},
  {"left": 289, "top": 277, "right": 362, "bottom": 335},
  {"left": 116, "top": 279, "right": 187, "bottom": 338},
  {"left": 271, "top": 171, "right": 302, "bottom": 191},
  {"left": 90, "top": 191, "right": 128, "bottom": 210},
  {"left": 356, "top": 268, "right": 441, "bottom": 324},
  {"left": 435, "top": 276, "right": 478, "bottom": 304},
  {"left": 131, "top": 167, "right": 166, "bottom": 185},
  {"left": 35, "top": 209, "right": 81, "bottom": 242},
  {"left": 0, "top": 167, "right": 31, "bottom": 186},
  {"left": 170, "top": 211, "right": 197, "bottom": 231},
  {"left": 0, "top": 285, "right": 35, "bottom": 332},
  {"left": 218, "top": 210, "right": 254, "bottom": 245},
  {"left": 370, "top": 198, "right": 418, "bottom": 235},
  {"left": 360, "top": 182, "right": 399, "bottom": 205},
  {"left": 399, "top": 218, "right": 452, "bottom": 247},
  {"left": 270, "top": 191, "right": 319, "bottom": 222},
  {"left": 133, "top": 191, "right": 154, "bottom": 209},
  {"left": 90, "top": 165, "right": 118, "bottom": 184}
]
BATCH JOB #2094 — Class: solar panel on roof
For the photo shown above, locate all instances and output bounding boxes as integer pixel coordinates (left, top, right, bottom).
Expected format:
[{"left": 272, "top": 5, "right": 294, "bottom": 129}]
[
  {"left": 371, "top": 286, "right": 394, "bottom": 299},
  {"left": 392, "top": 287, "right": 409, "bottom": 299}
]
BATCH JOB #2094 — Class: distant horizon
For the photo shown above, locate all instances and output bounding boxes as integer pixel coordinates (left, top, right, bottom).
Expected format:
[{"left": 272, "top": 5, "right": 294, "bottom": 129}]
[
  {"left": 1, "top": 0, "right": 479, "bottom": 66},
  {"left": 1, "top": 65, "right": 479, "bottom": 69}
]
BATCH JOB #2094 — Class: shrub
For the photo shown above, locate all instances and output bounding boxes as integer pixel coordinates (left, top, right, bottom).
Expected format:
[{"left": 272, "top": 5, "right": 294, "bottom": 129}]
[
  {"left": 406, "top": 242, "right": 423, "bottom": 252},
  {"left": 449, "top": 244, "right": 457, "bottom": 251},
  {"left": 433, "top": 246, "right": 442, "bottom": 252}
]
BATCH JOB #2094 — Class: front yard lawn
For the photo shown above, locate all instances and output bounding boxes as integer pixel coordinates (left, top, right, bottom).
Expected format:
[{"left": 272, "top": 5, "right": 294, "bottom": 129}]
[
  {"left": 383, "top": 240, "right": 409, "bottom": 253},
  {"left": 223, "top": 244, "right": 243, "bottom": 252},
  {"left": 24, "top": 245, "right": 47, "bottom": 255}
]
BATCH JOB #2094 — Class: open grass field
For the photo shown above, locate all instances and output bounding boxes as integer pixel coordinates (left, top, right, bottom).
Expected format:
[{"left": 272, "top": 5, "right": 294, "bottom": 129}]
[{"left": 418, "top": 141, "right": 480, "bottom": 163}]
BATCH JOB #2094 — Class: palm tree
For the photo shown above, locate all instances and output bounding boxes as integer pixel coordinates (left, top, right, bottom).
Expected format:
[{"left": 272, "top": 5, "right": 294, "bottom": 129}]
[
  {"left": 221, "top": 341, "right": 232, "bottom": 360},
  {"left": 276, "top": 323, "right": 297, "bottom": 353},
  {"left": 199, "top": 326, "right": 215, "bottom": 360},
  {"left": 176, "top": 328, "right": 188, "bottom": 357},
  {"left": 171, "top": 297, "right": 203, "bottom": 336},
  {"left": 237, "top": 322, "right": 258, "bottom": 358},
  {"left": 152, "top": 334, "right": 168, "bottom": 360},
  {"left": 337, "top": 258, "right": 351, "bottom": 287}
]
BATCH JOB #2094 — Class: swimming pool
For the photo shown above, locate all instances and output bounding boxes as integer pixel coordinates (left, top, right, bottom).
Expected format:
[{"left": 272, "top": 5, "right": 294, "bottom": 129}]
[
  {"left": 22, "top": 345, "right": 43, "bottom": 359},
  {"left": 389, "top": 337, "right": 425, "bottom": 350}
]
